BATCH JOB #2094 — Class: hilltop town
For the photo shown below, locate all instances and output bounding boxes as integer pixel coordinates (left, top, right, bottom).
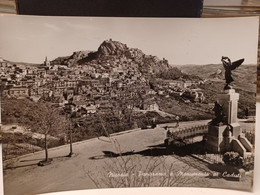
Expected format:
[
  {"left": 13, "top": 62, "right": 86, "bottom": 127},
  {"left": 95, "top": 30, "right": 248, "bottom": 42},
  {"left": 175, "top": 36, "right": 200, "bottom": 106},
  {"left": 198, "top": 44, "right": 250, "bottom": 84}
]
[
  {"left": 0, "top": 39, "right": 256, "bottom": 151},
  {"left": 0, "top": 39, "right": 206, "bottom": 116}
]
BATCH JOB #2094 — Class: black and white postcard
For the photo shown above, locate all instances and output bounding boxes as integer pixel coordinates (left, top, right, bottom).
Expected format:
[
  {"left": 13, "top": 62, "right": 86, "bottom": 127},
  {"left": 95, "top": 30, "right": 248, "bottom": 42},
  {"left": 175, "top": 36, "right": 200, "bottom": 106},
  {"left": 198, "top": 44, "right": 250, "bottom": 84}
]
[{"left": 0, "top": 15, "right": 259, "bottom": 195}]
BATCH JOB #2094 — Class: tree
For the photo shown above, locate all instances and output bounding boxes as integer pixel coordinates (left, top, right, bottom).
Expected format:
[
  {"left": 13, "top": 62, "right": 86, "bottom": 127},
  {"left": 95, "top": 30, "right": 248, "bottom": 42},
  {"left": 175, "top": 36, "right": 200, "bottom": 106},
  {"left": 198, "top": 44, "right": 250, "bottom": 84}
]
[
  {"left": 117, "top": 89, "right": 144, "bottom": 127},
  {"left": 33, "top": 101, "right": 67, "bottom": 163},
  {"left": 63, "top": 101, "right": 77, "bottom": 157}
]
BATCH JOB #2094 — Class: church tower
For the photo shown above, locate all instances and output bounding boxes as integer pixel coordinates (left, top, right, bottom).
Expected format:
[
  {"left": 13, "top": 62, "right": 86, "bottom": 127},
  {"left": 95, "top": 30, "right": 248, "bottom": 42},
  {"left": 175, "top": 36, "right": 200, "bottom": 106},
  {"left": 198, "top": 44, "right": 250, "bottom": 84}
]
[{"left": 44, "top": 56, "right": 51, "bottom": 67}]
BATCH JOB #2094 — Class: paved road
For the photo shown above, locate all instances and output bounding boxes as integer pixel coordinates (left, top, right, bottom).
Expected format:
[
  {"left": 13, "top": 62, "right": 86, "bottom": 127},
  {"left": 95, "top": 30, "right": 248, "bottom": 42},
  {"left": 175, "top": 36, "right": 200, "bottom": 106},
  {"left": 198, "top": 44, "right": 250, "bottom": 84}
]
[{"left": 3, "top": 119, "right": 253, "bottom": 195}]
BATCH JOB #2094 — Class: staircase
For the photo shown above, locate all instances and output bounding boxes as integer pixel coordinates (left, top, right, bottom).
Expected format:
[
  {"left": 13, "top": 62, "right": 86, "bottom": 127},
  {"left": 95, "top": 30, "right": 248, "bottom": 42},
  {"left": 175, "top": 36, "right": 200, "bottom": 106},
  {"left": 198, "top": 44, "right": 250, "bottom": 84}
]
[{"left": 231, "top": 135, "right": 253, "bottom": 158}]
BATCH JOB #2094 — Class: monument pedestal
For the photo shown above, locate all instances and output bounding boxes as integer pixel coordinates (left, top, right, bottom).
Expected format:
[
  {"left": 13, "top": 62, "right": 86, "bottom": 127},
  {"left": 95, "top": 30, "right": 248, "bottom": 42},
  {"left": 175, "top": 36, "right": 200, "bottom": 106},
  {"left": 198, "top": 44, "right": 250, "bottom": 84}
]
[
  {"left": 218, "top": 89, "right": 239, "bottom": 124},
  {"left": 206, "top": 125, "right": 232, "bottom": 153},
  {"left": 206, "top": 89, "right": 252, "bottom": 157}
]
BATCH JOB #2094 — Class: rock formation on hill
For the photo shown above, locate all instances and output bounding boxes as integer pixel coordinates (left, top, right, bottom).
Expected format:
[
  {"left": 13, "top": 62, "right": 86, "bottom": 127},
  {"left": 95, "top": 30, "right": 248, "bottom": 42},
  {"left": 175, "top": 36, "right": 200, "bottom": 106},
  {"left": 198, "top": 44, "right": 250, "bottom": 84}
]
[{"left": 50, "top": 39, "right": 172, "bottom": 75}]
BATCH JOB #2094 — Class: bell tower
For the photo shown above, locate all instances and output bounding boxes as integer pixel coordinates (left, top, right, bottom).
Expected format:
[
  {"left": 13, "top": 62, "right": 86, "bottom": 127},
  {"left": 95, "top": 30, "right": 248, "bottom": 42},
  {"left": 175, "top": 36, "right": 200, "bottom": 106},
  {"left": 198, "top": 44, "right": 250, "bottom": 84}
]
[{"left": 44, "top": 56, "right": 50, "bottom": 67}]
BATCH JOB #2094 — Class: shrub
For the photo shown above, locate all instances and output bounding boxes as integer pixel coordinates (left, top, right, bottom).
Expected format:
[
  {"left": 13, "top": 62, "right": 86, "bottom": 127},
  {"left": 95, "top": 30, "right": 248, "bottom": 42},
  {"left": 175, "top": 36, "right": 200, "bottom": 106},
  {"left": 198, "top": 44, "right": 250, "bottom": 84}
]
[{"left": 222, "top": 152, "right": 243, "bottom": 167}]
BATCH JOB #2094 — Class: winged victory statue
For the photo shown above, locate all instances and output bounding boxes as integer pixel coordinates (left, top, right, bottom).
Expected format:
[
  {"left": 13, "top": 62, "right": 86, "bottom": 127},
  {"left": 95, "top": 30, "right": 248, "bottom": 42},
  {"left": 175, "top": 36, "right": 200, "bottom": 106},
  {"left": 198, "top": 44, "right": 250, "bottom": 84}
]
[{"left": 221, "top": 56, "right": 244, "bottom": 90}]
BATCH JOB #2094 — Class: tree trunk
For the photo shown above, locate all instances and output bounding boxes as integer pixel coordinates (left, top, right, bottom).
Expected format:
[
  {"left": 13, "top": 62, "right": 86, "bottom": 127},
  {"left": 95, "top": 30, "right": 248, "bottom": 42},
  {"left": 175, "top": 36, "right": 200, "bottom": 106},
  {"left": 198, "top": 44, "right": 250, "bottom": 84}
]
[
  {"left": 69, "top": 128, "right": 73, "bottom": 157},
  {"left": 44, "top": 133, "right": 48, "bottom": 161}
]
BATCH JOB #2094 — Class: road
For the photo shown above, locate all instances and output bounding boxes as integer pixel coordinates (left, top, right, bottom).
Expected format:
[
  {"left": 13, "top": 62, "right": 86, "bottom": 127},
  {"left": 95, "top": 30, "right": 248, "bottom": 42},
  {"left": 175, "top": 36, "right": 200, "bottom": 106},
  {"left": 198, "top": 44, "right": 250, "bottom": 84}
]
[{"left": 2, "top": 119, "right": 253, "bottom": 195}]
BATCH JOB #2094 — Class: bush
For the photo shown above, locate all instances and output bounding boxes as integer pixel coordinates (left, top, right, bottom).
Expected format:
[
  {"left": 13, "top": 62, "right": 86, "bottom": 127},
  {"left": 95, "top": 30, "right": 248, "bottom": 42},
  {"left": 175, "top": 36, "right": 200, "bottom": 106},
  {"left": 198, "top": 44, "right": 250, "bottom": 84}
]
[{"left": 222, "top": 152, "right": 243, "bottom": 167}]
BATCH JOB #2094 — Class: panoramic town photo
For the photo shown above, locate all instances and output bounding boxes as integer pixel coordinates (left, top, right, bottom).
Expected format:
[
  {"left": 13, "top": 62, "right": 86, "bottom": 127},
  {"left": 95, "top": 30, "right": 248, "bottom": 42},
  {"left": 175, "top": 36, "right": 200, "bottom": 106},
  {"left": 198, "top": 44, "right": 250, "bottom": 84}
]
[{"left": 0, "top": 16, "right": 258, "bottom": 195}]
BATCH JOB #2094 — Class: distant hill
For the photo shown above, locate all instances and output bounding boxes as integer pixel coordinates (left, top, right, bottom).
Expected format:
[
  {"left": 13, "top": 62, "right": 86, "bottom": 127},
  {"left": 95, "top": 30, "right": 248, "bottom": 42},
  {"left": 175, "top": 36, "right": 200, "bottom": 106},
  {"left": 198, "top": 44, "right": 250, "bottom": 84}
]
[
  {"left": 6, "top": 61, "right": 40, "bottom": 67},
  {"left": 180, "top": 64, "right": 224, "bottom": 80},
  {"left": 179, "top": 64, "right": 257, "bottom": 93},
  {"left": 179, "top": 64, "right": 257, "bottom": 114}
]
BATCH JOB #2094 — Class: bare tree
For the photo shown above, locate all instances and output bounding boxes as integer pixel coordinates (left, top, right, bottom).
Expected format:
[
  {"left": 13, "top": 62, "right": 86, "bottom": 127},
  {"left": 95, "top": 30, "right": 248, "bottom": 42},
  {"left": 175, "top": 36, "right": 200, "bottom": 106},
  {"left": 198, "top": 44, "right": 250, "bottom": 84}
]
[
  {"left": 33, "top": 102, "right": 66, "bottom": 163},
  {"left": 112, "top": 89, "right": 144, "bottom": 127},
  {"left": 63, "top": 100, "right": 77, "bottom": 157}
]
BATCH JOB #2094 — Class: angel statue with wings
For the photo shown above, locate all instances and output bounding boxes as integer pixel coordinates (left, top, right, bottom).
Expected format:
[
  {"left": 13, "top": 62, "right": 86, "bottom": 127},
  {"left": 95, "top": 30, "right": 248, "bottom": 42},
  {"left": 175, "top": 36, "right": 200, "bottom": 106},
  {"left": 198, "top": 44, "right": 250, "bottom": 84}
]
[{"left": 221, "top": 56, "right": 244, "bottom": 90}]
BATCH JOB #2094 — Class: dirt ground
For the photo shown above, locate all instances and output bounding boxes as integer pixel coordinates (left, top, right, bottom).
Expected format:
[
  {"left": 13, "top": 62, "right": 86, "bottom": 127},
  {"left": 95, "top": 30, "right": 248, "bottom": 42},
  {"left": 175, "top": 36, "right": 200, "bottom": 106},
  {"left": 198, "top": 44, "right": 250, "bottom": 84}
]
[{"left": 2, "top": 119, "right": 255, "bottom": 195}]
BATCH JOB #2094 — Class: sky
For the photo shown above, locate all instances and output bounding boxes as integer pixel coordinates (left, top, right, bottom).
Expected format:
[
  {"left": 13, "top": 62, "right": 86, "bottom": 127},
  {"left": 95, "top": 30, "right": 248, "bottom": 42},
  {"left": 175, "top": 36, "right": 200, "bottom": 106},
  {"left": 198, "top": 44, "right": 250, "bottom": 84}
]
[{"left": 0, "top": 15, "right": 258, "bottom": 65}]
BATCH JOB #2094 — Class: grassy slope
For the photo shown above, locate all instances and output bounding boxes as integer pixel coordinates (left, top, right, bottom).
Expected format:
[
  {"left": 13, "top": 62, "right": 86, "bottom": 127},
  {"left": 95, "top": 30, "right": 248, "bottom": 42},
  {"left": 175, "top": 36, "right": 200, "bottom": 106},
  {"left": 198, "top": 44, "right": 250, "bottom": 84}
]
[
  {"left": 168, "top": 64, "right": 256, "bottom": 118},
  {"left": 179, "top": 64, "right": 257, "bottom": 93}
]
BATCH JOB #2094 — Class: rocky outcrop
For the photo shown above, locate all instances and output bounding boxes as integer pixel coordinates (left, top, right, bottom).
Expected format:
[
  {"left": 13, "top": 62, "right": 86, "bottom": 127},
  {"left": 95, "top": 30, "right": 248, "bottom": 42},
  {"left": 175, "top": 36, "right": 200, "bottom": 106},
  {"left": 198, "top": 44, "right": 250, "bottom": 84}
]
[
  {"left": 51, "top": 51, "right": 91, "bottom": 67},
  {"left": 97, "top": 39, "right": 128, "bottom": 56},
  {"left": 96, "top": 39, "right": 170, "bottom": 73},
  {"left": 70, "top": 51, "right": 90, "bottom": 60},
  {"left": 51, "top": 39, "right": 174, "bottom": 74},
  {"left": 65, "top": 51, "right": 91, "bottom": 67}
]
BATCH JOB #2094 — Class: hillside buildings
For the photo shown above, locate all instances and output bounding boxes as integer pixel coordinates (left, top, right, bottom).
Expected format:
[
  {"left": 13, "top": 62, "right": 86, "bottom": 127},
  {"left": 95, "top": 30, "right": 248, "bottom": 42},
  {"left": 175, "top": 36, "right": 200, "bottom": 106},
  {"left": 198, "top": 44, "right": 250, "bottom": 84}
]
[{"left": 1, "top": 40, "right": 205, "bottom": 116}]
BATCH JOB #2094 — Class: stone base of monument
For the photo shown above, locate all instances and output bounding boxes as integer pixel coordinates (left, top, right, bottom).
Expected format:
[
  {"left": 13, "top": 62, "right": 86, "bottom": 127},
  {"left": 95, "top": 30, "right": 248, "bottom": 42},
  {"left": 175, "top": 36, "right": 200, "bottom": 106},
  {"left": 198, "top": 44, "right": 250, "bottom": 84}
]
[
  {"left": 206, "top": 123, "right": 252, "bottom": 157},
  {"left": 218, "top": 89, "right": 239, "bottom": 124},
  {"left": 231, "top": 123, "right": 242, "bottom": 139},
  {"left": 206, "top": 124, "right": 231, "bottom": 153},
  {"left": 206, "top": 89, "right": 253, "bottom": 158}
]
